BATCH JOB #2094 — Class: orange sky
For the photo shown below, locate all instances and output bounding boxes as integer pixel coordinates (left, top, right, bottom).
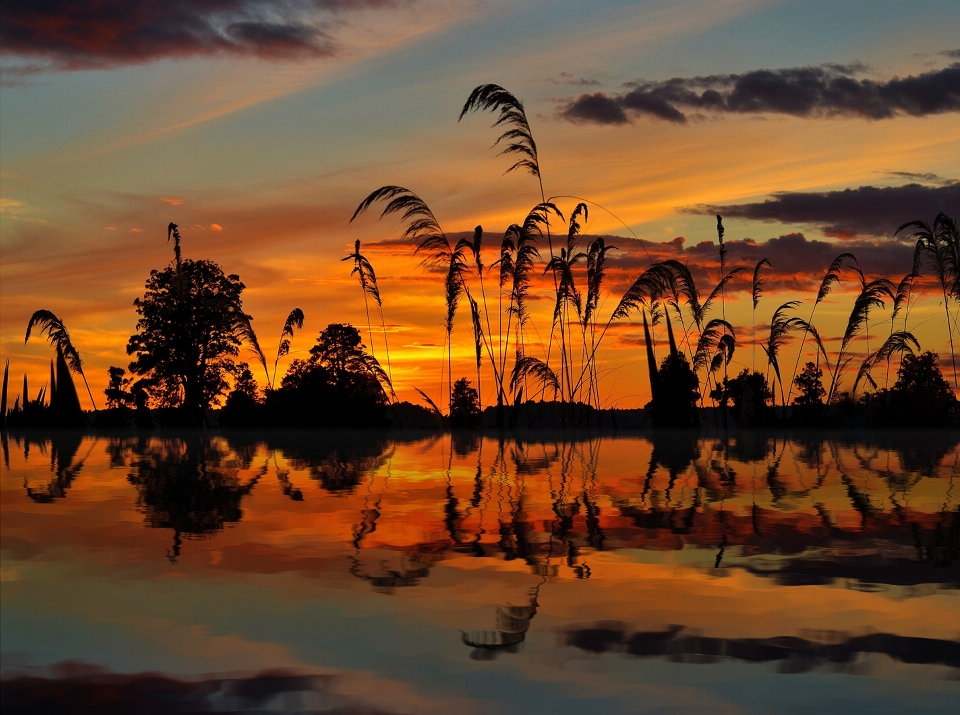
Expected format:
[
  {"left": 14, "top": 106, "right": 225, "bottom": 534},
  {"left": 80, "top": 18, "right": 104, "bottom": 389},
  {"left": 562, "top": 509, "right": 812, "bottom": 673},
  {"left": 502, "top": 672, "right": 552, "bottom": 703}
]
[{"left": 1, "top": 1, "right": 958, "bottom": 409}]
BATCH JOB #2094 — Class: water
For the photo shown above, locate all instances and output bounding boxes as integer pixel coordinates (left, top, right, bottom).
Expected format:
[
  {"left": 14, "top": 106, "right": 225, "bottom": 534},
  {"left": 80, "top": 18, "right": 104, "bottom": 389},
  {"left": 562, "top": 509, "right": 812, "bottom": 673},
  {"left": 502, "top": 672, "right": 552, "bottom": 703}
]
[{"left": 1, "top": 431, "right": 958, "bottom": 714}]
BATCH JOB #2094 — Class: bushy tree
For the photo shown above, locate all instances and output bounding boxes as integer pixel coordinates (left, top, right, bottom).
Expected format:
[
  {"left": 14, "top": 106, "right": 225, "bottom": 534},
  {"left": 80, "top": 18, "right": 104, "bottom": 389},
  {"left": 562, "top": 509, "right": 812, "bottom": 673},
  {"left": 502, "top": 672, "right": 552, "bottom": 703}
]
[
  {"left": 219, "top": 364, "right": 261, "bottom": 429},
  {"left": 104, "top": 366, "right": 133, "bottom": 409},
  {"left": 263, "top": 323, "right": 390, "bottom": 429},
  {"left": 711, "top": 369, "right": 776, "bottom": 428},
  {"left": 876, "top": 351, "right": 958, "bottom": 428},
  {"left": 127, "top": 259, "right": 251, "bottom": 420},
  {"left": 790, "top": 362, "right": 826, "bottom": 427},
  {"left": 450, "top": 378, "right": 481, "bottom": 428}
]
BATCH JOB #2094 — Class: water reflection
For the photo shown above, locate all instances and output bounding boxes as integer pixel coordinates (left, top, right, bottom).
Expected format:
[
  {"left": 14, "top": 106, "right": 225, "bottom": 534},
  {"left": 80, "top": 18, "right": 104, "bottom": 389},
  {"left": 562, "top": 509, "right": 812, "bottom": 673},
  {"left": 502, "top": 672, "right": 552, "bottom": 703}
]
[
  {"left": 2, "top": 430, "right": 958, "bottom": 713},
  {"left": 124, "top": 437, "right": 260, "bottom": 562},
  {"left": 564, "top": 623, "right": 960, "bottom": 671}
]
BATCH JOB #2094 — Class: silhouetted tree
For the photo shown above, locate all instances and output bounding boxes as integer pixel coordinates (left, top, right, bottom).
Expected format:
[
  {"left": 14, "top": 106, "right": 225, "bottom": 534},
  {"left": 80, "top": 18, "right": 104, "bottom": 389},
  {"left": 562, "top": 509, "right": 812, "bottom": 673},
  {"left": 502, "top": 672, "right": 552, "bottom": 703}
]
[
  {"left": 127, "top": 258, "right": 253, "bottom": 423},
  {"left": 219, "top": 364, "right": 262, "bottom": 429},
  {"left": 790, "top": 362, "right": 826, "bottom": 427},
  {"left": 264, "top": 323, "right": 390, "bottom": 429},
  {"left": 104, "top": 367, "right": 133, "bottom": 409},
  {"left": 450, "top": 378, "right": 481, "bottom": 428},
  {"left": 874, "top": 352, "right": 959, "bottom": 428},
  {"left": 711, "top": 369, "right": 776, "bottom": 428}
]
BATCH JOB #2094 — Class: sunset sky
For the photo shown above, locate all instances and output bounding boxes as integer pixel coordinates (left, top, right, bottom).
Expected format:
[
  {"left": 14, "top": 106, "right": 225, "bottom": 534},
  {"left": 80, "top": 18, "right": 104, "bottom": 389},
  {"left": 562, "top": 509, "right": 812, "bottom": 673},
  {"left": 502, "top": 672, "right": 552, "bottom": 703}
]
[{"left": 2, "top": 0, "right": 959, "bottom": 408}]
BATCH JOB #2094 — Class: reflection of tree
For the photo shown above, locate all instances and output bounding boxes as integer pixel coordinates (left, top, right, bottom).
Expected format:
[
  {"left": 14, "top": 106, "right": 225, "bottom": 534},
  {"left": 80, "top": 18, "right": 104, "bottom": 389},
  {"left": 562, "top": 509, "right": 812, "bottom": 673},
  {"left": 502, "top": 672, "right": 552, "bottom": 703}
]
[
  {"left": 272, "top": 435, "right": 389, "bottom": 494},
  {"left": 348, "top": 552, "right": 437, "bottom": 595},
  {"left": 126, "top": 438, "right": 259, "bottom": 561}
]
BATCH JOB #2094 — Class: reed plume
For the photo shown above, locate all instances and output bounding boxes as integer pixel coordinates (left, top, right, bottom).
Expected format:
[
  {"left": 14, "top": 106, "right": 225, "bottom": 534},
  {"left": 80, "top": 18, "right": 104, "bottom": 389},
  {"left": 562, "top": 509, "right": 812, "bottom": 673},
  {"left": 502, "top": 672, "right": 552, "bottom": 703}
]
[
  {"left": 511, "top": 355, "right": 560, "bottom": 399},
  {"left": 787, "top": 252, "right": 858, "bottom": 403},
  {"left": 24, "top": 310, "right": 97, "bottom": 410},
  {"left": 272, "top": 308, "right": 305, "bottom": 389},
  {"left": 231, "top": 311, "right": 270, "bottom": 387},
  {"left": 898, "top": 213, "right": 959, "bottom": 386},
  {"left": 459, "top": 84, "right": 541, "bottom": 180},
  {"left": 827, "top": 278, "right": 895, "bottom": 402},
  {"left": 853, "top": 331, "right": 920, "bottom": 393},
  {"left": 751, "top": 258, "right": 771, "bottom": 371},
  {"left": 762, "top": 301, "right": 804, "bottom": 411},
  {"left": 344, "top": 240, "right": 393, "bottom": 383}
]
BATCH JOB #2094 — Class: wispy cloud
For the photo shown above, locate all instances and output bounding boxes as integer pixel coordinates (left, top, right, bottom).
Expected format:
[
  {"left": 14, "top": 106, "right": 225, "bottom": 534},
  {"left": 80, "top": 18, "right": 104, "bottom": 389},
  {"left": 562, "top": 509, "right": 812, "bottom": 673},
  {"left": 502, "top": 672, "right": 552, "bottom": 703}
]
[{"left": 560, "top": 62, "right": 960, "bottom": 125}]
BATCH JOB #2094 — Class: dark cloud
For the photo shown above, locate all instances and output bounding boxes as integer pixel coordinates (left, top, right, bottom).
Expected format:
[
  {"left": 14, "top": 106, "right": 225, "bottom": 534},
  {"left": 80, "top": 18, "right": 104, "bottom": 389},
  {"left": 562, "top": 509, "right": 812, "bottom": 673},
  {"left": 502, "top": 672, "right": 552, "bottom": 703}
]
[
  {"left": 562, "top": 92, "right": 630, "bottom": 124},
  {"left": 559, "top": 62, "right": 960, "bottom": 124},
  {"left": 0, "top": 0, "right": 404, "bottom": 71},
  {"left": 941, "top": 49, "right": 960, "bottom": 58},
  {"left": 683, "top": 182, "right": 960, "bottom": 239},
  {"left": 608, "top": 231, "right": 917, "bottom": 293}
]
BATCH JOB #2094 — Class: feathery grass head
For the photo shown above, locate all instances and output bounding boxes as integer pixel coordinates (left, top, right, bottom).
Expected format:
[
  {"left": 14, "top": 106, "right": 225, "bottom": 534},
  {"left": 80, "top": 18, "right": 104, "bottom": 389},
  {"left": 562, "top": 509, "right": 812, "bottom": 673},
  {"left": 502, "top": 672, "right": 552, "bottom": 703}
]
[
  {"left": 698, "top": 268, "right": 746, "bottom": 326},
  {"left": 816, "top": 252, "right": 858, "bottom": 305},
  {"left": 892, "top": 272, "right": 918, "bottom": 324},
  {"left": 752, "top": 258, "right": 771, "bottom": 310},
  {"left": 511, "top": 355, "right": 559, "bottom": 397},
  {"left": 694, "top": 318, "right": 735, "bottom": 372},
  {"left": 839, "top": 279, "right": 895, "bottom": 353},
  {"left": 898, "top": 213, "right": 959, "bottom": 300},
  {"left": 459, "top": 84, "right": 540, "bottom": 178},
  {"left": 716, "top": 215, "right": 727, "bottom": 267},
  {"left": 584, "top": 237, "right": 617, "bottom": 327},
  {"left": 25, "top": 310, "right": 84, "bottom": 376},
  {"left": 350, "top": 186, "right": 449, "bottom": 266},
  {"left": 231, "top": 310, "right": 269, "bottom": 380},
  {"left": 853, "top": 330, "right": 920, "bottom": 393},
  {"left": 277, "top": 308, "right": 305, "bottom": 360},
  {"left": 611, "top": 263, "right": 671, "bottom": 320}
]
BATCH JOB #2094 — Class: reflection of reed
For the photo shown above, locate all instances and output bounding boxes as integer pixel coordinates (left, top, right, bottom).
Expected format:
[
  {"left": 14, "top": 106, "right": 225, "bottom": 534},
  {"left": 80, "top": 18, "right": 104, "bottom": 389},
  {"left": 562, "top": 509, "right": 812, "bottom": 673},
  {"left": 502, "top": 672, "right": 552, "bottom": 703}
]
[{"left": 461, "top": 584, "right": 541, "bottom": 660}]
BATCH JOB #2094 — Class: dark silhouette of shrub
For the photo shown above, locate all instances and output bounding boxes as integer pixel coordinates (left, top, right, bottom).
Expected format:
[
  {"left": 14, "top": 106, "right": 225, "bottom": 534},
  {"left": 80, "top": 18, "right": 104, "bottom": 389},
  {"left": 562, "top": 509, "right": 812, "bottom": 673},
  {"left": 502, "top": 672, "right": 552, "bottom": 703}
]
[
  {"left": 219, "top": 364, "right": 262, "bottom": 429},
  {"left": 450, "top": 378, "right": 481, "bottom": 428},
  {"left": 711, "top": 369, "right": 776, "bottom": 428},
  {"left": 104, "top": 366, "right": 133, "bottom": 409},
  {"left": 790, "top": 362, "right": 827, "bottom": 427},
  {"left": 262, "top": 323, "right": 389, "bottom": 429},
  {"left": 647, "top": 352, "right": 700, "bottom": 429},
  {"left": 873, "top": 352, "right": 959, "bottom": 428}
]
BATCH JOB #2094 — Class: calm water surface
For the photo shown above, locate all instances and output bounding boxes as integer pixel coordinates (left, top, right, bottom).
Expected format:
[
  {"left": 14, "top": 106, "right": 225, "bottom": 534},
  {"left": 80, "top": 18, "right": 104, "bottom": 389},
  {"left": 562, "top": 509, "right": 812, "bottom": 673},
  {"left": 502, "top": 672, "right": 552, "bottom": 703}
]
[{"left": 1, "top": 431, "right": 958, "bottom": 714}]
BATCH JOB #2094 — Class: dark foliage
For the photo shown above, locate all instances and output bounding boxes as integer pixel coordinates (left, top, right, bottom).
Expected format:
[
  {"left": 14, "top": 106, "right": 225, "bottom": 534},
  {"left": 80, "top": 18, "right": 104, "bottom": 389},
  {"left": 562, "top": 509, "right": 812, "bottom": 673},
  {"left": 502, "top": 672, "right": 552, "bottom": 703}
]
[
  {"left": 870, "top": 352, "right": 959, "bottom": 428},
  {"left": 126, "top": 438, "right": 258, "bottom": 561},
  {"left": 258, "top": 324, "right": 390, "bottom": 429},
  {"left": 711, "top": 369, "right": 777, "bottom": 428},
  {"left": 127, "top": 258, "right": 251, "bottom": 422},
  {"left": 103, "top": 366, "right": 132, "bottom": 409},
  {"left": 450, "top": 377, "right": 481, "bottom": 428},
  {"left": 790, "top": 362, "right": 827, "bottom": 427},
  {"left": 219, "top": 364, "right": 261, "bottom": 429},
  {"left": 646, "top": 352, "right": 700, "bottom": 429}
]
